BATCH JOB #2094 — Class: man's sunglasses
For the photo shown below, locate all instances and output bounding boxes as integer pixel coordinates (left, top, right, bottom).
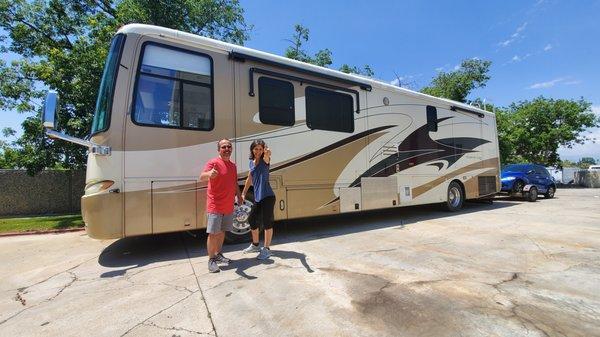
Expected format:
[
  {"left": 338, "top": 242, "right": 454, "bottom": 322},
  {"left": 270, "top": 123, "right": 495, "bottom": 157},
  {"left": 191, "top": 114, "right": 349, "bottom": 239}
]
[{"left": 220, "top": 145, "right": 232, "bottom": 149}]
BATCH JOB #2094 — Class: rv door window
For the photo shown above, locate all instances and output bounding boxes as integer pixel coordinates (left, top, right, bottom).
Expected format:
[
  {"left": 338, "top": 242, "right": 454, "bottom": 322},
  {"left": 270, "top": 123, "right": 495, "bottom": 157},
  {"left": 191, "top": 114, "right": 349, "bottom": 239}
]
[
  {"left": 426, "top": 105, "right": 438, "bottom": 132},
  {"left": 305, "top": 86, "right": 354, "bottom": 133},
  {"left": 258, "top": 77, "right": 295, "bottom": 126},
  {"left": 133, "top": 43, "right": 214, "bottom": 130}
]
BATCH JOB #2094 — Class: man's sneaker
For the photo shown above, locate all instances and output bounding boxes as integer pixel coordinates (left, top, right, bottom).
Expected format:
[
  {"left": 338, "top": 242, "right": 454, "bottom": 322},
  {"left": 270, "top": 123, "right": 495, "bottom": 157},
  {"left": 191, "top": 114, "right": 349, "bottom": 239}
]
[
  {"left": 208, "top": 258, "right": 220, "bottom": 273},
  {"left": 215, "top": 252, "right": 231, "bottom": 265},
  {"left": 243, "top": 243, "right": 261, "bottom": 254},
  {"left": 257, "top": 247, "right": 271, "bottom": 260}
]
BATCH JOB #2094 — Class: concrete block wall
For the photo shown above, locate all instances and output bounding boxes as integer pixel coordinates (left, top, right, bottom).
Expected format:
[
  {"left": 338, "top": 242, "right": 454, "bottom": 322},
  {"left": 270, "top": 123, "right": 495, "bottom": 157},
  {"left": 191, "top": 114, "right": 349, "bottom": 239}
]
[{"left": 0, "top": 170, "right": 85, "bottom": 216}]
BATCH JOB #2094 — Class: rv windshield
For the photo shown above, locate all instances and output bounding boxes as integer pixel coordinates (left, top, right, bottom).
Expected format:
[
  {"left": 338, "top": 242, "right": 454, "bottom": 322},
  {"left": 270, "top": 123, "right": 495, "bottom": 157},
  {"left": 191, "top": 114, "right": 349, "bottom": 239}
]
[{"left": 91, "top": 34, "right": 126, "bottom": 135}]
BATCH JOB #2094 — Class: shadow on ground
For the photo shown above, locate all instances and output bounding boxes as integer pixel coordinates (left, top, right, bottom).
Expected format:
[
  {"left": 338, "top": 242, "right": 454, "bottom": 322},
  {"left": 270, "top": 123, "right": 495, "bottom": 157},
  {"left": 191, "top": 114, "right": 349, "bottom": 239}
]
[{"left": 98, "top": 199, "right": 519, "bottom": 275}]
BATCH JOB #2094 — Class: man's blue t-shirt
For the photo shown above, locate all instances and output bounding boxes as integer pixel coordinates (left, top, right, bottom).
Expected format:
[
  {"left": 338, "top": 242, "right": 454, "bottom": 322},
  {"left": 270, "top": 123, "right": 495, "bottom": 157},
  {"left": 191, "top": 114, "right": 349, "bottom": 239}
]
[{"left": 250, "top": 159, "right": 275, "bottom": 202}]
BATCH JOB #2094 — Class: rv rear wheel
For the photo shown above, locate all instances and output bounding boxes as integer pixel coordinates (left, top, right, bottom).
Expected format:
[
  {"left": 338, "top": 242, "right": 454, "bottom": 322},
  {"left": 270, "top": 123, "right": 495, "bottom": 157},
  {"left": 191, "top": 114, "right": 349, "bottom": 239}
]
[{"left": 445, "top": 181, "right": 464, "bottom": 212}]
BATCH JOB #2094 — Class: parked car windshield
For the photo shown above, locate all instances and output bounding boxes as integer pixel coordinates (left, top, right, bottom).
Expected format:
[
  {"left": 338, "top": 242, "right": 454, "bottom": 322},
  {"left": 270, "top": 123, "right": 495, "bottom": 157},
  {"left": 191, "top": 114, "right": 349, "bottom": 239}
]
[{"left": 503, "top": 164, "right": 530, "bottom": 173}]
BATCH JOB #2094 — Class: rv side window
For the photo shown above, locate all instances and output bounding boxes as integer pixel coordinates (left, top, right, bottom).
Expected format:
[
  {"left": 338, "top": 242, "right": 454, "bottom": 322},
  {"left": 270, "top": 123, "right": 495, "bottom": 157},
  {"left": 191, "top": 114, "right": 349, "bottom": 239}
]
[
  {"left": 258, "top": 77, "right": 295, "bottom": 126},
  {"left": 133, "top": 43, "right": 213, "bottom": 130},
  {"left": 426, "top": 105, "right": 438, "bottom": 132},
  {"left": 305, "top": 86, "right": 354, "bottom": 133}
]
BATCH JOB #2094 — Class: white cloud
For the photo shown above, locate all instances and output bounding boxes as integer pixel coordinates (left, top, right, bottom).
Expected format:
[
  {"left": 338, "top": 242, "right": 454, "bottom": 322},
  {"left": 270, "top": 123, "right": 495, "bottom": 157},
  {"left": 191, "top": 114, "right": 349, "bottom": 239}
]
[
  {"left": 544, "top": 44, "right": 553, "bottom": 51},
  {"left": 527, "top": 77, "right": 582, "bottom": 89},
  {"left": 498, "top": 22, "right": 528, "bottom": 47},
  {"left": 515, "top": 22, "right": 528, "bottom": 34},
  {"left": 435, "top": 67, "right": 444, "bottom": 72},
  {"left": 527, "top": 77, "right": 566, "bottom": 89},
  {"left": 508, "top": 53, "right": 532, "bottom": 64},
  {"left": 453, "top": 64, "right": 460, "bottom": 71}
]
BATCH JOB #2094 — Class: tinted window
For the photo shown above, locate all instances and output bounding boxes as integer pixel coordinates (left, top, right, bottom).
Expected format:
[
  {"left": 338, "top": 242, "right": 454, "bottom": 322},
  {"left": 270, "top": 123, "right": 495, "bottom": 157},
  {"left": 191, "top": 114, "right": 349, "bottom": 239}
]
[
  {"left": 92, "top": 34, "right": 126, "bottom": 134},
  {"left": 503, "top": 164, "right": 529, "bottom": 173},
  {"left": 426, "top": 105, "right": 438, "bottom": 132},
  {"left": 133, "top": 44, "right": 213, "bottom": 130},
  {"left": 305, "top": 86, "right": 354, "bottom": 133},
  {"left": 258, "top": 77, "right": 295, "bottom": 126},
  {"left": 534, "top": 166, "right": 549, "bottom": 176},
  {"left": 542, "top": 168, "right": 551, "bottom": 176}
]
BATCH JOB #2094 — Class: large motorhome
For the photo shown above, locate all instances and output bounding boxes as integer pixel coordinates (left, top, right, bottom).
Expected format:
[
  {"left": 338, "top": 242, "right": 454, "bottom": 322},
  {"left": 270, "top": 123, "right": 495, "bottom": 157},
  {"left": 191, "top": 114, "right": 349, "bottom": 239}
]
[{"left": 43, "top": 24, "right": 500, "bottom": 241}]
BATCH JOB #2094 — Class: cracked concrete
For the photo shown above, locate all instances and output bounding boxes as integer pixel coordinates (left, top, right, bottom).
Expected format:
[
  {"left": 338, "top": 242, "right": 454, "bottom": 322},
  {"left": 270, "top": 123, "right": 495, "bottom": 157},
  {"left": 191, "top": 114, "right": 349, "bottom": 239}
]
[{"left": 1, "top": 188, "right": 599, "bottom": 336}]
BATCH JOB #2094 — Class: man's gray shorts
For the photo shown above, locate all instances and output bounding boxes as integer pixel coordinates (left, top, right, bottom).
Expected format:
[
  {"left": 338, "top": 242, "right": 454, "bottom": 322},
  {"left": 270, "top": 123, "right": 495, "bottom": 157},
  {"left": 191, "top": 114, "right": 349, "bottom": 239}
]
[{"left": 206, "top": 212, "right": 233, "bottom": 234}]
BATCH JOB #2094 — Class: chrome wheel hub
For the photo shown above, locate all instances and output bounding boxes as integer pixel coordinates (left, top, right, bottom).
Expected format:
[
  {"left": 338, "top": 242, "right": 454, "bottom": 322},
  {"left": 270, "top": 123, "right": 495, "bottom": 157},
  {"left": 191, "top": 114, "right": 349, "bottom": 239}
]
[
  {"left": 232, "top": 200, "right": 253, "bottom": 235},
  {"left": 449, "top": 186, "right": 461, "bottom": 208}
]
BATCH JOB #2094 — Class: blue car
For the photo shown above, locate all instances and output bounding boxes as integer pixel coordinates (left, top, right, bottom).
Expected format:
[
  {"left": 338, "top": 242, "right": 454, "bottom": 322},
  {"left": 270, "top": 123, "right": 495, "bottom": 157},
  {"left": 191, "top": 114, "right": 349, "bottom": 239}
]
[{"left": 500, "top": 164, "right": 556, "bottom": 201}]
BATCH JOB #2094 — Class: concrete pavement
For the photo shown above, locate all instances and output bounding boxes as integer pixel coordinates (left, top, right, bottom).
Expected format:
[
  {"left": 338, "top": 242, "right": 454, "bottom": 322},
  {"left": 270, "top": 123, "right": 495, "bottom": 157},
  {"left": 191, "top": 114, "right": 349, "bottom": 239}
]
[{"left": 1, "top": 189, "right": 599, "bottom": 336}]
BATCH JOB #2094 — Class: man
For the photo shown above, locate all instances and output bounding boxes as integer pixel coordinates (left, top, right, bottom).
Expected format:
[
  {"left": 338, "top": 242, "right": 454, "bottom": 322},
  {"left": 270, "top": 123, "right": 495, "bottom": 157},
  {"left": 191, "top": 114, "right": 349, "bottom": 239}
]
[{"left": 200, "top": 139, "right": 243, "bottom": 273}]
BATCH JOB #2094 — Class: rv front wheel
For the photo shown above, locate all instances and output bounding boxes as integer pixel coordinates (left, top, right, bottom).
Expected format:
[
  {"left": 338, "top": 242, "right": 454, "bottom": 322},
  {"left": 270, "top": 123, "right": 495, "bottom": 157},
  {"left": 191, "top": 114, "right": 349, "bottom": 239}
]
[{"left": 445, "top": 181, "right": 464, "bottom": 212}]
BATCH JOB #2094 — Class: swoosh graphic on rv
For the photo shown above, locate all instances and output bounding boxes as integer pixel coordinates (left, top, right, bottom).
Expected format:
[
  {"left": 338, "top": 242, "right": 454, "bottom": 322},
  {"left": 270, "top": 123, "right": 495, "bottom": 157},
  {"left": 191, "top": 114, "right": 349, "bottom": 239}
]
[
  {"left": 269, "top": 125, "right": 396, "bottom": 173},
  {"left": 347, "top": 117, "right": 490, "bottom": 188}
]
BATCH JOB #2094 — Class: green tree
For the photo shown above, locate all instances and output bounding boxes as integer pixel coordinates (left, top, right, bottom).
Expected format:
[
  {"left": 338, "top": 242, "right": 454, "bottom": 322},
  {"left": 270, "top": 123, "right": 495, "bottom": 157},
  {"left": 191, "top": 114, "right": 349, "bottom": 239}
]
[
  {"left": 497, "top": 97, "right": 598, "bottom": 166},
  {"left": 0, "top": 0, "right": 250, "bottom": 174},
  {"left": 421, "top": 59, "right": 492, "bottom": 102},
  {"left": 339, "top": 64, "right": 374, "bottom": 77},
  {"left": 577, "top": 157, "right": 597, "bottom": 169},
  {"left": 560, "top": 159, "right": 577, "bottom": 168},
  {"left": 284, "top": 24, "right": 332, "bottom": 67},
  {"left": 284, "top": 24, "right": 374, "bottom": 76}
]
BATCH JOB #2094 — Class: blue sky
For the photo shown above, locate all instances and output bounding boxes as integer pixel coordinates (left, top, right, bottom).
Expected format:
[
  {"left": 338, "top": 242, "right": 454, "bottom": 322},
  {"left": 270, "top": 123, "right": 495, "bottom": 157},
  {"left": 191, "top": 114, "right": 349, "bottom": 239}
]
[{"left": 2, "top": 0, "right": 599, "bottom": 161}]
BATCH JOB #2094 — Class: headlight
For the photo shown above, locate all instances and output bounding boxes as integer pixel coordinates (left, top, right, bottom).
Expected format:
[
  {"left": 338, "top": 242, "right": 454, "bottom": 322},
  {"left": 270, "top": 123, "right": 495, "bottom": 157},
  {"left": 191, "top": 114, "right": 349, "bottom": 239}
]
[
  {"left": 85, "top": 180, "right": 114, "bottom": 194},
  {"left": 501, "top": 176, "right": 516, "bottom": 181}
]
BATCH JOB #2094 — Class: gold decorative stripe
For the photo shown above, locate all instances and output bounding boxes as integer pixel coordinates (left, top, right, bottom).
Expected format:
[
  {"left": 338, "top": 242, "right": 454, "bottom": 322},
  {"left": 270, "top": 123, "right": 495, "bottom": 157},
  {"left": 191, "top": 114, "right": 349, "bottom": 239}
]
[{"left": 412, "top": 157, "right": 500, "bottom": 199}]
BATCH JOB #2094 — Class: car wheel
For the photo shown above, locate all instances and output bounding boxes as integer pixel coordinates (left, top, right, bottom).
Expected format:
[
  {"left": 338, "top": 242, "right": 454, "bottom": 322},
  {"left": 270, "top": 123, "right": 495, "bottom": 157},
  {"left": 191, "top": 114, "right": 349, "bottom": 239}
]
[
  {"left": 511, "top": 180, "right": 524, "bottom": 197},
  {"left": 445, "top": 181, "right": 464, "bottom": 212},
  {"left": 525, "top": 186, "right": 538, "bottom": 202},
  {"left": 544, "top": 186, "right": 555, "bottom": 199},
  {"left": 225, "top": 191, "right": 254, "bottom": 244}
]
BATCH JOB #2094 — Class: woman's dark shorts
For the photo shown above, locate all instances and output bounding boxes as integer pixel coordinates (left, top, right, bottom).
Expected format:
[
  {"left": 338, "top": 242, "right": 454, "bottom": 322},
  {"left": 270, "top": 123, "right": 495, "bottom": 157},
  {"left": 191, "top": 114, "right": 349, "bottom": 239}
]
[{"left": 248, "top": 195, "right": 275, "bottom": 230}]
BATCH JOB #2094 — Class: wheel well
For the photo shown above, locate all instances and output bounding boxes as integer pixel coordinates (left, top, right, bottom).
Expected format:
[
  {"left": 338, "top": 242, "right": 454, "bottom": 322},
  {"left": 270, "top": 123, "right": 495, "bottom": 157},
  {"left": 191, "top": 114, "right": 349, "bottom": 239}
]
[{"left": 513, "top": 178, "right": 525, "bottom": 187}]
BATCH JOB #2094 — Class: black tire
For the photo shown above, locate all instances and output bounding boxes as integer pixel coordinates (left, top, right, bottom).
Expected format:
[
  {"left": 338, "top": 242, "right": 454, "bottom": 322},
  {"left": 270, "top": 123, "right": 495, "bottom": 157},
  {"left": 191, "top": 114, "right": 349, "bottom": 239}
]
[
  {"left": 544, "top": 186, "right": 555, "bottom": 199},
  {"left": 525, "top": 186, "right": 538, "bottom": 202},
  {"left": 445, "top": 181, "right": 464, "bottom": 212},
  {"left": 510, "top": 180, "right": 524, "bottom": 197},
  {"left": 224, "top": 189, "right": 254, "bottom": 244}
]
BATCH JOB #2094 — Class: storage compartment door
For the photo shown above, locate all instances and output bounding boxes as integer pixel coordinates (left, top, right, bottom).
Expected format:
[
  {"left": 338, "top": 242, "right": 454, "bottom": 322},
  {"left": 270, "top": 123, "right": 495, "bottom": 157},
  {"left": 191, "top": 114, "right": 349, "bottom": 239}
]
[{"left": 152, "top": 180, "right": 197, "bottom": 233}]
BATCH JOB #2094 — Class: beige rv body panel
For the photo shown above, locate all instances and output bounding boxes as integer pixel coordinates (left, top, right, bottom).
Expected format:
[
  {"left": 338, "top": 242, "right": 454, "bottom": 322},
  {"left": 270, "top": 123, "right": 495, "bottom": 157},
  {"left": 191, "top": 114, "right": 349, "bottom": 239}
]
[{"left": 81, "top": 24, "right": 501, "bottom": 239}]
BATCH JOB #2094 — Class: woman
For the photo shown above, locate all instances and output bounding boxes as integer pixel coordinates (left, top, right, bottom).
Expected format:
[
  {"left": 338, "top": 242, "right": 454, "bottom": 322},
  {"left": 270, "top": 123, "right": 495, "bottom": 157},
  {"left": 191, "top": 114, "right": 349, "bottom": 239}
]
[{"left": 241, "top": 139, "right": 276, "bottom": 260}]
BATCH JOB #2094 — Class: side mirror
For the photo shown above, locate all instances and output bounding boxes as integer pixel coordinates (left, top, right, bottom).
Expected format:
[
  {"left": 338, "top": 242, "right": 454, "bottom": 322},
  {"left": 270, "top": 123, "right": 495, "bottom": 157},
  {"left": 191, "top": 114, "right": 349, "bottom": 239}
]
[
  {"left": 40, "top": 90, "right": 110, "bottom": 155},
  {"left": 42, "top": 90, "right": 59, "bottom": 130}
]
